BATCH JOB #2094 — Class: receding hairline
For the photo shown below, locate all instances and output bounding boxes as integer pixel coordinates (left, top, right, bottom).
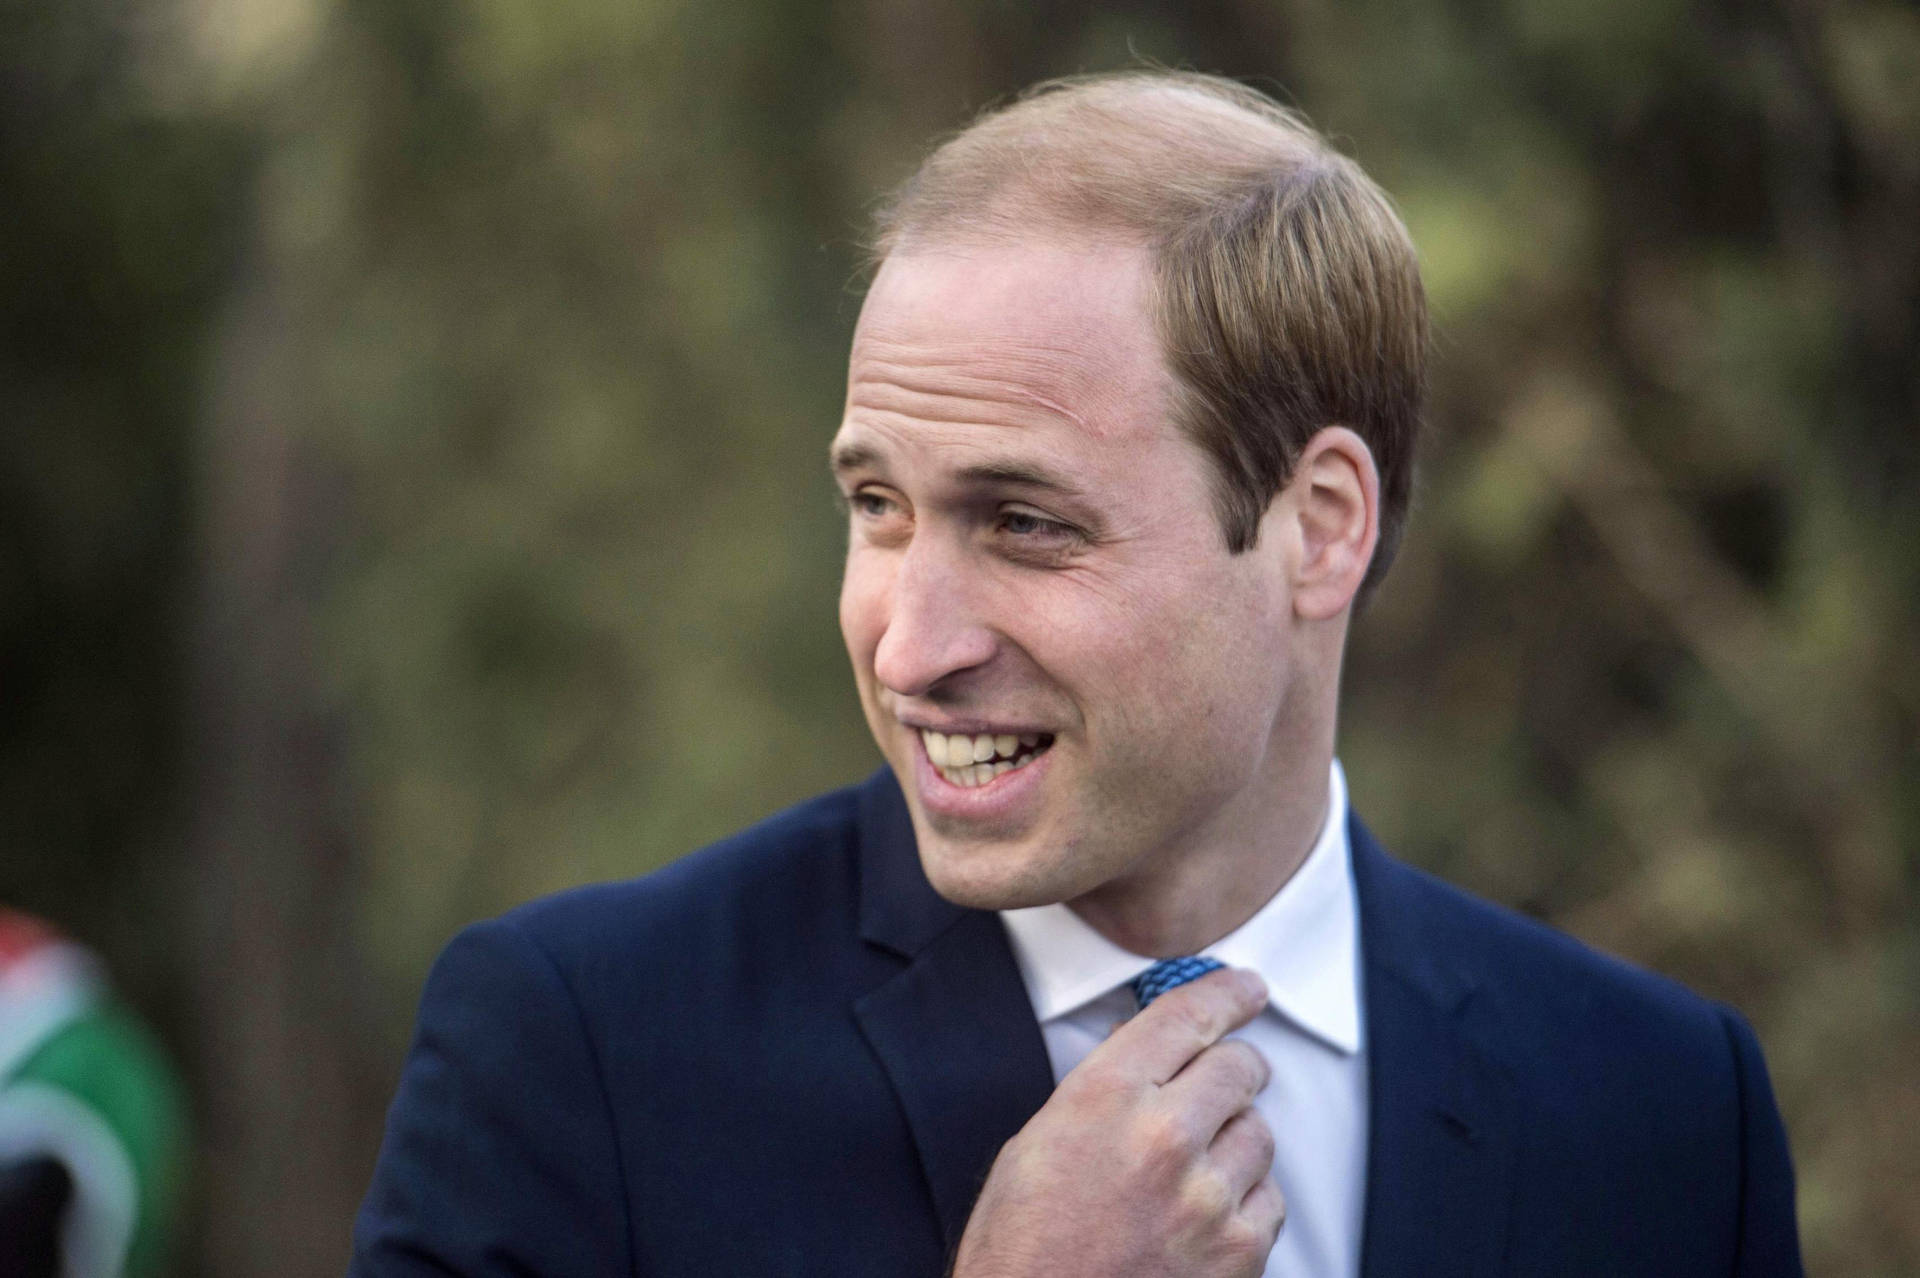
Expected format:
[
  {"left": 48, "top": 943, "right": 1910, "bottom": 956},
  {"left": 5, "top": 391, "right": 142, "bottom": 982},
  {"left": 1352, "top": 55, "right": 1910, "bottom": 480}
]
[{"left": 869, "top": 72, "right": 1333, "bottom": 259}]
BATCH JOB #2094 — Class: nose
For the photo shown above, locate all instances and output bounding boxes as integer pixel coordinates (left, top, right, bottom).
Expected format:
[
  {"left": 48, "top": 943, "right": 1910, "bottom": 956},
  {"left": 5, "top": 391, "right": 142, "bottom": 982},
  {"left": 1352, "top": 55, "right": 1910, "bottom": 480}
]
[{"left": 869, "top": 534, "right": 998, "bottom": 698}]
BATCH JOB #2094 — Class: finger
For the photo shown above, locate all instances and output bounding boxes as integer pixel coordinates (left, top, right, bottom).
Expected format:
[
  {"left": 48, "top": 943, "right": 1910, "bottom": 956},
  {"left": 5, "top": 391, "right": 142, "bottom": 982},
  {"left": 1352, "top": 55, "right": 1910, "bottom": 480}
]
[
  {"left": 1207, "top": 1106, "right": 1276, "bottom": 1203},
  {"left": 1091, "top": 967, "right": 1267, "bottom": 1085},
  {"left": 1239, "top": 1173, "right": 1287, "bottom": 1247},
  {"left": 1161, "top": 1037, "right": 1270, "bottom": 1142}
]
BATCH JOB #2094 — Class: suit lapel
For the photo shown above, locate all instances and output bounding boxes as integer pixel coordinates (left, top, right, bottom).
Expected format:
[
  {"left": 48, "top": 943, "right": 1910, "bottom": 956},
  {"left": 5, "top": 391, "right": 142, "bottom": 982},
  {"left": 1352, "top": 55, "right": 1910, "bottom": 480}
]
[
  {"left": 849, "top": 771, "right": 1057, "bottom": 1256},
  {"left": 1353, "top": 817, "right": 1517, "bottom": 1278},
  {"left": 842, "top": 776, "right": 1518, "bottom": 1270}
]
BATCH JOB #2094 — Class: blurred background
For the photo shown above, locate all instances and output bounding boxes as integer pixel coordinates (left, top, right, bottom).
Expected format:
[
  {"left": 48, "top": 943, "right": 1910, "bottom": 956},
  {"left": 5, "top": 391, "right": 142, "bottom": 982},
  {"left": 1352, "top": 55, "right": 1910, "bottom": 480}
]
[{"left": 3, "top": 0, "right": 1916, "bottom": 1272}]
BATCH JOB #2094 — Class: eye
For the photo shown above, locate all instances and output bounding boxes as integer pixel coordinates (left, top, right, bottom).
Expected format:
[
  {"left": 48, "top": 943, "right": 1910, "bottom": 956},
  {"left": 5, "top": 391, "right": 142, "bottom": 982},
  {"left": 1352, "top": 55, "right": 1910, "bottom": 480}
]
[
  {"left": 995, "top": 507, "right": 1080, "bottom": 547},
  {"left": 844, "top": 487, "right": 912, "bottom": 546},
  {"left": 851, "top": 491, "right": 895, "bottom": 518},
  {"left": 1001, "top": 511, "right": 1060, "bottom": 535}
]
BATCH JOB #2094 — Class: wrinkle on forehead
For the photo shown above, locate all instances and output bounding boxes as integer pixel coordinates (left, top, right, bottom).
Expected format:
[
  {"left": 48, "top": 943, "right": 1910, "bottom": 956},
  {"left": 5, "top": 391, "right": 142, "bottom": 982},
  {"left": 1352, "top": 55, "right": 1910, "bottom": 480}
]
[
  {"left": 852, "top": 334, "right": 1127, "bottom": 388},
  {"left": 848, "top": 339, "right": 1112, "bottom": 437},
  {"left": 846, "top": 332, "right": 1167, "bottom": 445}
]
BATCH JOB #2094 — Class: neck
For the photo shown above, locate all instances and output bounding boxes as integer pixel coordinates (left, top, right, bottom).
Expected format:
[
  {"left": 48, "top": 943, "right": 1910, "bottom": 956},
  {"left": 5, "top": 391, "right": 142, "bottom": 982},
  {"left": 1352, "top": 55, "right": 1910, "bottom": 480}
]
[{"left": 1066, "top": 738, "right": 1336, "bottom": 958}]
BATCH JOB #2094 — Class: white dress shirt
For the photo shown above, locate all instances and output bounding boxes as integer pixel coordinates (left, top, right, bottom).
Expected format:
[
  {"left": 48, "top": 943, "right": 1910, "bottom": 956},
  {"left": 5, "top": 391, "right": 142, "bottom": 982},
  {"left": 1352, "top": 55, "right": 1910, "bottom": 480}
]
[{"left": 998, "top": 761, "right": 1367, "bottom": 1278}]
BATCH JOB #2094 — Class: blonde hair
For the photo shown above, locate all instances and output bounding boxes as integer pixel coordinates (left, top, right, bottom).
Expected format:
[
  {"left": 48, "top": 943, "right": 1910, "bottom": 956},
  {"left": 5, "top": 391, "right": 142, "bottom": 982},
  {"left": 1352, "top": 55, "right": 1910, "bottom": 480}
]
[{"left": 870, "top": 71, "right": 1428, "bottom": 592}]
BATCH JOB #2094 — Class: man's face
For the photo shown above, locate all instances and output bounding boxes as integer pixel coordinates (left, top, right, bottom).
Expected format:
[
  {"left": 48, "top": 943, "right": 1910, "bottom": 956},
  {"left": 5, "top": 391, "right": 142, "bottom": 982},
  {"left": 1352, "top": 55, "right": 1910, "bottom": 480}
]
[{"left": 834, "top": 237, "right": 1301, "bottom": 913}]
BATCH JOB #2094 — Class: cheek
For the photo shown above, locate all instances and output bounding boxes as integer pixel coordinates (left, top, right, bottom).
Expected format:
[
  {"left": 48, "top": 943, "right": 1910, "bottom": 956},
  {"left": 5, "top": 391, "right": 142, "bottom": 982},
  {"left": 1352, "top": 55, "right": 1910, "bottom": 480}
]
[
  {"left": 1062, "top": 563, "right": 1281, "bottom": 742},
  {"left": 1001, "top": 584, "right": 1193, "bottom": 756}
]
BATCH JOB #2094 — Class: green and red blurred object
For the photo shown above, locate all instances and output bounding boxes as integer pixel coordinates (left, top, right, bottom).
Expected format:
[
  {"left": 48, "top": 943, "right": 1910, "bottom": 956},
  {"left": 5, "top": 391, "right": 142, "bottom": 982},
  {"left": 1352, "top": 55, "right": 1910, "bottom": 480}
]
[{"left": 0, "top": 910, "right": 186, "bottom": 1278}]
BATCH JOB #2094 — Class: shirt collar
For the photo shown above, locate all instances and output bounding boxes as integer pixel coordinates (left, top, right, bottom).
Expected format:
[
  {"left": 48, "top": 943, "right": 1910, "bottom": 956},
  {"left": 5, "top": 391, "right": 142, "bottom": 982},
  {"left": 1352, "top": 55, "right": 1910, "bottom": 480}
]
[{"left": 998, "top": 759, "right": 1361, "bottom": 1056}]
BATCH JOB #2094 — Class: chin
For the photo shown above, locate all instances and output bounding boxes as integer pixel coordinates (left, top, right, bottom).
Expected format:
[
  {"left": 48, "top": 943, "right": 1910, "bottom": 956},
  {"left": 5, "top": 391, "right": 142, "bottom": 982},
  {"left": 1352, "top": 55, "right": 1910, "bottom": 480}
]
[
  {"left": 914, "top": 834, "right": 1025, "bottom": 909},
  {"left": 913, "top": 828, "right": 1084, "bottom": 912}
]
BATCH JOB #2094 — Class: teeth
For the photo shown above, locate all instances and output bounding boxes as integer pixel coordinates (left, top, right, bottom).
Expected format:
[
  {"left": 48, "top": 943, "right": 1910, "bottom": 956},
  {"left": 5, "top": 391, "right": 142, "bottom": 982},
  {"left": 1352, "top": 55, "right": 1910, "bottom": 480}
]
[
  {"left": 934, "top": 750, "right": 1044, "bottom": 787},
  {"left": 938, "top": 763, "right": 988, "bottom": 788},
  {"left": 924, "top": 726, "right": 1054, "bottom": 785}
]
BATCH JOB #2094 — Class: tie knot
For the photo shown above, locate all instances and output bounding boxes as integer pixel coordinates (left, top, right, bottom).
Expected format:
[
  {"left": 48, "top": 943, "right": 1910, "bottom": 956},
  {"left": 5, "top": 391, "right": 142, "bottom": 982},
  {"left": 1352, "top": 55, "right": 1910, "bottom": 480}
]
[{"left": 1131, "top": 956, "right": 1226, "bottom": 1010}]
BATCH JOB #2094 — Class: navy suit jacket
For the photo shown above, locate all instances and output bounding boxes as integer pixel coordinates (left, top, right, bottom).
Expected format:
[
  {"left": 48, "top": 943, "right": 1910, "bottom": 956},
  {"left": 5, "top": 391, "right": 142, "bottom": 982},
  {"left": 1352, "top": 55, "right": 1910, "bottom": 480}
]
[{"left": 350, "top": 769, "right": 1803, "bottom": 1276}]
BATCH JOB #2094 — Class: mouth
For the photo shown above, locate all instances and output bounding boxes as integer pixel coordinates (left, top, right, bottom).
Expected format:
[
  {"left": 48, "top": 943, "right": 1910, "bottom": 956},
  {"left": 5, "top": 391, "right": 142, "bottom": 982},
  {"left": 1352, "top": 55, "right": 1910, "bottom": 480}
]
[{"left": 918, "top": 728, "right": 1056, "bottom": 788}]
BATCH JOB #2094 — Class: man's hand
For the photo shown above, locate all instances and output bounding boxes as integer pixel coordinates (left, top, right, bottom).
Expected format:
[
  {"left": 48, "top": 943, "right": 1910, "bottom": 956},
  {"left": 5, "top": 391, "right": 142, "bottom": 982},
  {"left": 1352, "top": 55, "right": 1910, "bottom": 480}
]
[{"left": 952, "top": 967, "right": 1283, "bottom": 1278}]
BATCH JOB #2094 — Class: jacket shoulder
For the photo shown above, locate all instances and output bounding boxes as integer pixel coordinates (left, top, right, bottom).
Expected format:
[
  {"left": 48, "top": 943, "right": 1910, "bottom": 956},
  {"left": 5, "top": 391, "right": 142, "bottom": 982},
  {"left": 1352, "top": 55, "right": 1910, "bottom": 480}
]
[
  {"left": 1351, "top": 823, "right": 1802, "bottom": 1271},
  {"left": 1355, "top": 825, "right": 1743, "bottom": 1072}
]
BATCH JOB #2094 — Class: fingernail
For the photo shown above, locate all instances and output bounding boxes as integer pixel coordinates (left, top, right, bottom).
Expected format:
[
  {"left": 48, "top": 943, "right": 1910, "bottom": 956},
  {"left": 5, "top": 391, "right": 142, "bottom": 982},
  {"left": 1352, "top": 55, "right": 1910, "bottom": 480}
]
[{"left": 1236, "top": 969, "right": 1268, "bottom": 1001}]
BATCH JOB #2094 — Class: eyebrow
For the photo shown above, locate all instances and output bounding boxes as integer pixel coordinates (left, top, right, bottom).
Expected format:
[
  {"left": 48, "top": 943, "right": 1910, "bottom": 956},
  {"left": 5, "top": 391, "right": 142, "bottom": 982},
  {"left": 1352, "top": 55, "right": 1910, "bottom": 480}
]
[
  {"left": 828, "top": 441, "right": 881, "bottom": 476},
  {"left": 955, "top": 459, "right": 1087, "bottom": 497},
  {"left": 829, "top": 442, "right": 1086, "bottom": 497}
]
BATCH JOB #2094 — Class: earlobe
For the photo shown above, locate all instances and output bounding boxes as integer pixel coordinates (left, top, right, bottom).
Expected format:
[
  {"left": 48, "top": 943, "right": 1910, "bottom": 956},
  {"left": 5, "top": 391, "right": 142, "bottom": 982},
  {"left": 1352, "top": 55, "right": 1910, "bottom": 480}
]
[{"left": 1288, "top": 427, "right": 1380, "bottom": 622}]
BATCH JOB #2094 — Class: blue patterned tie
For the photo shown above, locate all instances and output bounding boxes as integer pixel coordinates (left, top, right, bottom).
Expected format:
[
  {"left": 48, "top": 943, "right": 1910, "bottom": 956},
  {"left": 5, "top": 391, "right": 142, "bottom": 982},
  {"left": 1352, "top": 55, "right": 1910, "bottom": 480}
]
[{"left": 1130, "top": 956, "right": 1226, "bottom": 1010}]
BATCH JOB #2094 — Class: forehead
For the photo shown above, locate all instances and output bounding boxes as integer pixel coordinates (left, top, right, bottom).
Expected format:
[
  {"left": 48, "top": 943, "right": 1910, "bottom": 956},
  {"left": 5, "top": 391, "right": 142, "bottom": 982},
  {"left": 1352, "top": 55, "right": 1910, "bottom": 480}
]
[{"left": 841, "top": 238, "right": 1170, "bottom": 454}]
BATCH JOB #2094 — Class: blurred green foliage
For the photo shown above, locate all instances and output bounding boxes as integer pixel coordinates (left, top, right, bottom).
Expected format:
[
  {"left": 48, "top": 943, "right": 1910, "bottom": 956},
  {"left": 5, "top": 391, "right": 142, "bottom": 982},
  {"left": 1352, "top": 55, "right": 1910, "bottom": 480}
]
[{"left": 3, "top": 0, "right": 1916, "bottom": 1273}]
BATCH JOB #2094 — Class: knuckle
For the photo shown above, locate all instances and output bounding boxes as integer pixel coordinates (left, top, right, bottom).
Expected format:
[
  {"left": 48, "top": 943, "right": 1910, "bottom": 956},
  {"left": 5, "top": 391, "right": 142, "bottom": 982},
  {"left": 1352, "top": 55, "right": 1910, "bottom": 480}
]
[
  {"left": 1137, "top": 1107, "right": 1190, "bottom": 1161},
  {"left": 1059, "top": 1058, "right": 1138, "bottom": 1114},
  {"left": 1219, "top": 1218, "right": 1266, "bottom": 1268},
  {"left": 1193, "top": 1040, "right": 1264, "bottom": 1102},
  {"left": 1223, "top": 1040, "right": 1268, "bottom": 1092},
  {"left": 1159, "top": 990, "right": 1218, "bottom": 1040},
  {"left": 1245, "top": 1175, "right": 1286, "bottom": 1231},
  {"left": 1178, "top": 1169, "right": 1234, "bottom": 1224}
]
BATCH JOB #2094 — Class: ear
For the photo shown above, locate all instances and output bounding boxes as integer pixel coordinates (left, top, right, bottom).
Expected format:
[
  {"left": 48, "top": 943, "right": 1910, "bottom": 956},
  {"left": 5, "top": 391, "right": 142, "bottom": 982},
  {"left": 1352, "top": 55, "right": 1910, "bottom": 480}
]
[{"left": 1280, "top": 426, "right": 1379, "bottom": 622}]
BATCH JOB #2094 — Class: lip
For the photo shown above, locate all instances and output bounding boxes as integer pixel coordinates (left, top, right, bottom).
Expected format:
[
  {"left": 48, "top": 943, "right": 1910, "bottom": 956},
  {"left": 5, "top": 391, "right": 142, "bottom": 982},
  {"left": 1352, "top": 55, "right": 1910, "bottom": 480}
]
[
  {"left": 900, "top": 716, "right": 1053, "bottom": 738},
  {"left": 908, "top": 724, "right": 1054, "bottom": 823}
]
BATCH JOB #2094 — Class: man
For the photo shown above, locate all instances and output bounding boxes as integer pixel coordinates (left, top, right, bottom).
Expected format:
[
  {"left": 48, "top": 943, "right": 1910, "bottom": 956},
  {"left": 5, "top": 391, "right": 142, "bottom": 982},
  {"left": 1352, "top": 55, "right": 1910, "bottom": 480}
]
[{"left": 350, "top": 72, "right": 1802, "bottom": 1277}]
